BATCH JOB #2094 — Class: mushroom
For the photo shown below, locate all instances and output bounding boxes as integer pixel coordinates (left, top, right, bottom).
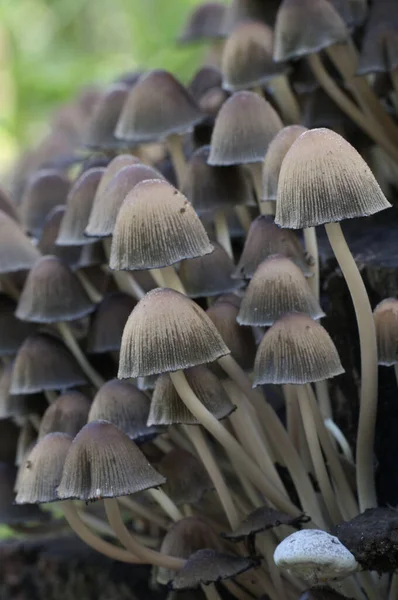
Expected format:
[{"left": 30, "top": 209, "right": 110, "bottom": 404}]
[
  {"left": 373, "top": 298, "right": 398, "bottom": 385},
  {"left": 38, "top": 390, "right": 91, "bottom": 439},
  {"left": 86, "top": 292, "right": 136, "bottom": 354},
  {"left": 83, "top": 83, "right": 130, "bottom": 153}
]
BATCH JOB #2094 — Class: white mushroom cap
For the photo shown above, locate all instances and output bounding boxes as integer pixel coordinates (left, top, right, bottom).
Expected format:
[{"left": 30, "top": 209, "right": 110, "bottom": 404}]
[{"left": 274, "top": 530, "right": 358, "bottom": 584}]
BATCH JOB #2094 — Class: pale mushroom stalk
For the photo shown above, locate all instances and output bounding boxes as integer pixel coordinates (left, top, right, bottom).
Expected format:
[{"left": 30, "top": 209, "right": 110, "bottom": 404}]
[
  {"left": 166, "top": 133, "right": 186, "bottom": 188},
  {"left": 118, "top": 496, "right": 168, "bottom": 529},
  {"left": 103, "top": 239, "right": 146, "bottom": 300},
  {"left": 214, "top": 209, "right": 233, "bottom": 258},
  {"left": 202, "top": 583, "right": 223, "bottom": 600},
  {"left": 247, "top": 163, "right": 274, "bottom": 215},
  {"left": 268, "top": 75, "right": 301, "bottom": 124},
  {"left": 57, "top": 322, "right": 105, "bottom": 388},
  {"left": 146, "top": 487, "right": 184, "bottom": 522},
  {"left": 155, "top": 265, "right": 186, "bottom": 294},
  {"left": 75, "top": 271, "right": 103, "bottom": 303},
  {"left": 325, "top": 220, "right": 378, "bottom": 511}
]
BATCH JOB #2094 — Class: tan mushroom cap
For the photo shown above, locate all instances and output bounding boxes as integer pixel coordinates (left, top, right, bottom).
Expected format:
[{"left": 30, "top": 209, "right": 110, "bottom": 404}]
[
  {"left": 221, "top": 0, "right": 280, "bottom": 34},
  {"left": 84, "top": 83, "right": 130, "bottom": 151},
  {"left": 373, "top": 298, "right": 398, "bottom": 366},
  {"left": 118, "top": 288, "right": 230, "bottom": 378},
  {"left": 38, "top": 391, "right": 91, "bottom": 439},
  {"left": 110, "top": 179, "right": 213, "bottom": 270},
  {"left": 179, "top": 2, "right": 226, "bottom": 43},
  {"left": 0, "top": 210, "right": 41, "bottom": 273},
  {"left": 275, "top": 128, "right": 391, "bottom": 229},
  {"left": 253, "top": 313, "right": 344, "bottom": 386}
]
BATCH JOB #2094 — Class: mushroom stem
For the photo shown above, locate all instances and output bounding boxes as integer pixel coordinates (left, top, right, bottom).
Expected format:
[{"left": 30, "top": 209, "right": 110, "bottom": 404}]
[
  {"left": 166, "top": 133, "right": 186, "bottom": 188},
  {"left": 103, "top": 239, "right": 145, "bottom": 300},
  {"left": 160, "top": 265, "right": 186, "bottom": 294},
  {"left": 103, "top": 497, "right": 186, "bottom": 570},
  {"left": 248, "top": 163, "right": 274, "bottom": 215},
  {"left": 214, "top": 209, "right": 233, "bottom": 258},
  {"left": 44, "top": 390, "right": 57, "bottom": 403},
  {"left": 268, "top": 75, "right": 301, "bottom": 124},
  {"left": 118, "top": 496, "right": 168, "bottom": 529},
  {"left": 60, "top": 500, "right": 142, "bottom": 563},
  {"left": 184, "top": 424, "right": 240, "bottom": 529},
  {"left": 0, "top": 275, "right": 20, "bottom": 301},
  {"left": 303, "top": 227, "right": 319, "bottom": 300},
  {"left": 57, "top": 322, "right": 105, "bottom": 388},
  {"left": 146, "top": 487, "right": 184, "bottom": 522},
  {"left": 296, "top": 385, "right": 342, "bottom": 526},
  {"left": 325, "top": 220, "right": 378, "bottom": 511},
  {"left": 324, "top": 418, "right": 354, "bottom": 464},
  {"left": 283, "top": 385, "right": 300, "bottom": 451},
  {"left": 222, "top": 580, "right": 256, "bottom": 600},
  {"left": 234, "top": 206, "right": 252, "bottom": 234},
  {"left": 202, "top": 583, "right": 223, "bottom": 600},
  {"left": 169, "top": 369, "right": 301, "bottom": 516},
  {"left": 75, "top": 271, "right": 103, "bottom": 303}
]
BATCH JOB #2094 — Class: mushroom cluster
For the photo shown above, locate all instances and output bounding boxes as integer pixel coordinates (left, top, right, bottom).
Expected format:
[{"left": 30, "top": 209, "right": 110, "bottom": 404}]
[{"left": 2, "top": 1, "right": 398, "bottom": 599}]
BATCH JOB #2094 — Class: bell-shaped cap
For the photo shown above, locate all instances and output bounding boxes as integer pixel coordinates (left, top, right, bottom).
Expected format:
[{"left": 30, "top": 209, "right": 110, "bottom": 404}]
[
  {"left": 273, "top": 0, "right": 349, "bottom": 63},
  {"left": 15, "top": 432, "right": 73, "bottom": 504},
  {"left": 0, "top": 210, "right": 41, "bottom": 273},
  {"left": 115, "top": 70, "right": 203, "bottom": 142},
  {"left": 234, "top": 215, "right": 311, "bottom": 279},
  {"left": 158, "top": 449, "right": 213, "bottom": 506},
  {"left": 179, "top": 242, "right": 243, "bottom": 298},
  {"left": 188, "top": 67, "right": 223, "bottom": 101},
  {"left": 158, "top": 517, "right": 224, "bottom": 585},
  {"left": 223, "top": 506, "right": 310, "bottom": 541},
  {"left": 275, "top": 128, "right": 391, "bottom": 229},
  {"left": 221, "top": 0, "right": 280, "bottom": 34},
  {"left": 206, "top": 301, "right": 256, "bottom": 372},
  {"left": 238, "top": 255, "right": 324, "bottom": 326},
  {"left": 16, "top": 255, "right": 95, "bottom": 323},
  {"left": 87, "top": 292, "right": 136, "bottom": 353},
  {"left": 0, "top": 462, "right": 48, "bottom": 522},
  {"left": 0, "top": 186, "right": 20, "bottom": 222},
  {"left": 148, "top": 365, "right": 235, "bottom": 426},
  {"left": 0, "top": 363, "right": 37, "bottom": 420},
  {"left": 0, "top": 294, "right": 36, "bottom": 356},
  {"left": 262, "top": 125, "right": 308, "bottom": 201},
  {"left": 110, "top": 179, "right": 213, "bottom": 270},
  {"left": 274, "top": 529, "right": 358, "bottom": 583},
  {"left": 38, "top": 206, "right": 81, "bottom": 268},
  {"left": 119, "top": 288, "right": 230, "bottom": 378},
  {"left": 373, "top": 298, "right": 398, "bottom": 366},
  {"left": 92, "top": 154, "right": 140, "bottom": 205},
  {"left": 357, "top": 3, "right": 398, "bottom": 75},
  {"left": 88, "top": 379, "right": 162, "bottom": 443},
  {"left": 208, "top": 91, "right": 283, "bottom": 165},
  {"left": 171, "top": 549, "right": 255, "bottom": 589},
  {"left": 10, "top": 332, "right": 87, "bottom": 394},
  {"left": 39, "top": 391, "right": 91, "bottom": 439},
  {"left": 222, "top": 21, "right": 285, "bottom": 91},
  {"left": 57, "top": 420, "right": 165, "bottom": 500},
  {"left": 57, "top": 167, "right": 103, "bottom": 246},
  {"left": 179, "top": 3, "right": 226, "bottom": 43},
  {"left": 85, "top": 163, "right": 165, "bottom": 238},
  {"left": 182, "top": 146, "right": 255, "bottom": 214},
  {"left": 84, "top": 83, "right": 130, "bottom": 151},
  {"left": 253, "top": 313, "right": 344, "bottom": 386},
  {"left": 20, "top": 169, "right": 70, "bottom": 238}
]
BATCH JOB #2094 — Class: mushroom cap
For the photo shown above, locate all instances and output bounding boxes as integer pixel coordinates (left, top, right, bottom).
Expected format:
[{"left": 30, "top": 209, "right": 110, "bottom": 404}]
[
  {"left": 38, "top": 391, "right": 91, "bottom": 439},
  {"left": 188, "top": 67, "right": 223, "bottom": 101},
  {"left": 374, "top": 298, "right": 398, "bottom": 366},
  {"left": 110, "top": 179, "right": 213, "bottom": 270},
  {"left": 115, "top": 70, "right": 202, "bottom": 142},
  {"left": 273, "top": 0, "right": 349, "bottom": 63},
  {"left": 0, "top": 462, "right": 48, "bottom": 522},
  {"left": 357, "top": 2, "right": 398, "bottom": 75},
  {"left": 208, "top": 91, "right": 283, "bottom": 166},
  {"left": 223, "top": 506, "right": 310, "bottom": 541},
  {"left": 16, "top": 255, "right": 95, "bottom": 323},
  {"left": 237, "top": 255, "right": 324, "bottom": 326},
  {"left": 273, "top": 529, "right": 358, "bottom": 583},
  {"left": 0, "top": 210, "right": 41, "bottom": 273},
  {"left": 221, "top": 0, "right": 280, "bottom": 34},
  {"left": 57, "top": 420, "right": 165, "bottom": 501},
  {"left": 15, "top": 432, "right": 73, "bottom": 504},
  {"left": 253, "top": 313, "right": 344, "bottom": 386},
  {"left": 84, "top": 83, "right": 130, "bottom": 151},
  {"left": 275, "top": 128, "right": 391, "bottom": 229},
  {"left": 158, "top": 449, "right": 214, "bottom": 506},
  {"left": 38, "top": 206, "right": 82, "bottom": 268},
  {"left": 0, "top": 186, "right": 20, "bottom": 222},
  {"left": 87, "top": 292, "right": 136, "bottom": 354},
  {"left": 179, "top": 2, "right": 226, "bottom": 43}
]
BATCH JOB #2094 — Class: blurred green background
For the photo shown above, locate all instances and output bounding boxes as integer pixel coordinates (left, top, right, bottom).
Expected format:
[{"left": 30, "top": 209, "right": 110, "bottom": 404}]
[{"left": 0, "top": 0, "right": 222, "bottom": 172}]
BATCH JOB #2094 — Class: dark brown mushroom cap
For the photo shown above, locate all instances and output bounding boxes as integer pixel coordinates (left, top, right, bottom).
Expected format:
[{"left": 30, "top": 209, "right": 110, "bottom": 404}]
[
  {"left": 237, "top": 255, "right": 324, "bottom": 326},
  {"left": 0, "top": 186, "right": 20, "bottom": 222},
  {"left": 222, "top": 20, "right": 285, "bottom": 91},
  {"left": 88, "top": 379, "right": 163, "bottom": 443},
  {"left": 10, "top": 332, "right": 87, "bottom": 395},
  {"left": 179, "top": 2, "right": 226, "bottom": 43},
  {"left": 275, "top": 128, "right": 391, "bottom": 229},
  {"left": 262, "top": 125, "right": 308, "bottom": 201},
  {"left": 115, "top": 70, "right": 203, "bottom": 142},
  {"left": 171, "top": 549, "right": 255, "bottom": 589},
  {"left": 16, "top": 255, "right": 95, "bottom": 323},
  {"left": 273, "top": 0, "right": 349, "bottom": 63},
  {"left": 20, "top": 169, "right": 70, "bottom": 238},
  {"left": 222, "top": 506, "right": 310, "bottom": 541},
  {"left": 157, "top": 449, "right": 214, "bottom": 506},
  {"left": 0, "top": 294, "right": 36, "bottom": 356},
  {"left": 0, "top": 462, "right": 48, "bottom": 522},
  {"left": 179, "top": 241, "right": 243, "bottom": 298},
  {"left": 15, "top": 432, "right": 73, "bottom": 504},
  {"left": 57, "top": 167, "right": 103, "bottom": 246},
  {"left": 182, "top": 146, "right": 255, "bottom": 214},
  {"left": 110, "top": 179, "right": 213, "bottom": 270},
  {"left": 0, "top": 210, "right": 41, "bottom": 273},
  {"left": 373, "top": 298, "right": 398, "bottom": 366},
  {"left": 234, "top": 215, "right": 311, "bottom": 279},
  {"left": 38, "top": 206, "right": 81, "bottom": 268},
  {"left": 38, "top": 391, "right": 91, "bottom": 439},
  {"left": 57, "top": 420, "right": 165, "bottom": 501},
  {"left": 85, "top": 163, "right": 165, "bottom": 239},
  {"left": 253, "top": 313, "right": 344, "bottom": 386},
  {"left": 119, "top": 288, "right": 230, "bottom": 378},
  {"left": 208, "top": 91, "right": 283, "bottom": 166},
  {"left": 148, "top": 365, "right": 235, "bottom": 426},
  {"left": 86, "top": 292, "right": 136, "bottom": 354},
  {"left": 84, "top": 83, "right": 130, "bottom": 151},
  {"left": 188, "top": 67, "right": 223, "bottom": 101}
]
